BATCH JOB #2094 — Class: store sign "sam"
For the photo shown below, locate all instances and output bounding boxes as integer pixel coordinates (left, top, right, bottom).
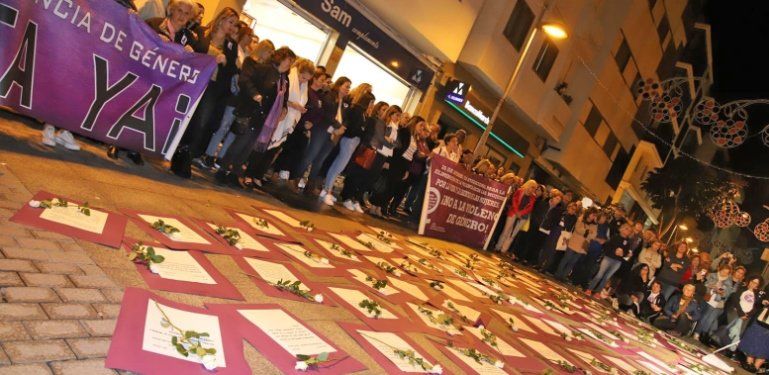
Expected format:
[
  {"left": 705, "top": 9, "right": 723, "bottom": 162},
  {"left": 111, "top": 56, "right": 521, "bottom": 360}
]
[{"left": 294, "top": 0, "right": 434, "bottom": 90}]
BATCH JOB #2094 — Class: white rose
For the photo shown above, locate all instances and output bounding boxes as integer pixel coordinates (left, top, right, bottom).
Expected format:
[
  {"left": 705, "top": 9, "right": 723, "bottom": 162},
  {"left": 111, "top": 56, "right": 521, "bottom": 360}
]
[
  {"left": 545, "top": 306, "right": 552, "bottom": 310},
  {"left": 510, "top": 325, "right": 518, "bottom": 332},
  {"left": 508, "top": 296, "right": 518, "bottom": 304},
  {"left": 168, "top": 232, "right": 180, "bottom": 240},
  {"left": 320, "top": 257, "right": 330, "bottom": 265},
  {"left": 28, "top": 200, "right": 41, "bottom": 208},
  {"left": 494, "top": 360, "right": 504, "bottom": 369},
  {"left": 433, "top": 285, "right": 441, "bottom": 290},
  {"left": 565, "top": 336, "right": 573, "bottom": 342},
  {"left": 477, "top": 324, "right": 485, "bottom": 330},
  {"left": 149, "top": 263, "right": 160, "bottom": 274},
  {"left": 314, "top": 294, "right": 324, "bottom": 303},
  {"left": 202, "top": 355, "right": 217, "bottom": 370},
  {"left": 294, "top": 361, "right": 309, "bottom": 371},
  {"left": 430, "top": 364, "right": 443, "bottom": 374}
]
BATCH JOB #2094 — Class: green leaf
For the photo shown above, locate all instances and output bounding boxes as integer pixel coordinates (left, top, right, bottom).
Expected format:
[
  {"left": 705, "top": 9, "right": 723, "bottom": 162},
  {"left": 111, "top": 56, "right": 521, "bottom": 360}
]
[
  {"left": 198, "top": 332, "right": 209, "bottom": 337},
  {"left": 175, "top": 344, "right": 188, "bottom": 357},
  {"left": 147, "top": 247, "right": 155, "bottom": 257},
  {"left": 153, "top": 255, "right": 165, "bottom": 263},
  {"left": 317, "top": 352, "right": 329, "bottom": 361},
  {"left": 127, "top": 252, "right": 137, "bottom": 261},
  {"left": 171, "top": 336, "right": 178, "bottom": 345},
  {"left": 206, "top": 348, "right": 217, "bottom": 354},
  {"left": 296, "top": 354, "right": 311, "bottom": 361},
  {"left": 196, "top": 347, "right": 206, "bottom": 357}
]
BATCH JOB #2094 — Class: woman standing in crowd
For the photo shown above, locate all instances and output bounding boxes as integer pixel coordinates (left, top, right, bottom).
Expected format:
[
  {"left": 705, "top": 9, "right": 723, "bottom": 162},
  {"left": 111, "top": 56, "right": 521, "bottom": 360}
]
[
  {"left": 512, "top": 185, "right": 546, "bottom": 262},
  {"left": 196, "top": 27, "right": 260, "bottom": 170},
  {"left": 555, "top": 208, "right": 597, "bottom": 281},
  {"left": 522, "top": 189, "right": 563, "bottom": 265},
  {"left": 170, "top": 7, "right": 240, "bottom": 178},
  {"left": 653, "top": 283, "right": 701, "bottom": 336},
  {"left": 275, "top": 70, "right": 330, "bottom": 182},
  {"left": 289, "top": 77, "right": 352, "bottom": 197},
  {"left": 636, "top": 240, "right": 663, "bottom": 278},
  {"left": 432, "top": 133, "right": 461, "bottom": 162},
  {"left": 242, "top": 58, "right": 313, "bottom": 187},
  {"left": 737, "top": 284, "right": 769, "bottom": 372},
  {"left": 571, "top": 210, "right": 609, "bottom": 287},
  {"left": 616, "top": 264, "right": 651, "bottom": 312},
  {"left": 495, "top": 180, "right": 538, "bottom": 256},
  {"left": 214, "top": 47, "right": 295, "bottom": 188},
  {"left": 720, "top": 275, "right": 762, "bottom": 353},
  {"left": 657, "top": 242, "right": 692, "bottom": 300},
  {"left": 369, "top": 116, "right": 428, "bottom": 216},
  {"left": 693, "top": 264, "right": 734, "bottom": 342},
  {"left": 681, "top": 253, "right": 703, "bottom": 284},
  {"left": 322, "top": 84, "right": 374, "bottom": 203},
  {"left": 539, "top": 201, "right": 578, "bottom": 272},
  {"left": 585, "top": 223, "right": 633, "bottom": 297},
  {"left": 385, "top": 120, "right": 432, "bottom": 216},
  {"left": 340, "top": 104, "right": 401, "bottom": 211}
]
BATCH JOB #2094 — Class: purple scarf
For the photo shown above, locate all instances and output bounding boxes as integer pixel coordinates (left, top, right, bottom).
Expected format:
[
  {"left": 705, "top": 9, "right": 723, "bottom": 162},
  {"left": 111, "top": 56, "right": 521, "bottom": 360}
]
[{"left": 253, "top": 76, "right": 286, "bottom": 152}]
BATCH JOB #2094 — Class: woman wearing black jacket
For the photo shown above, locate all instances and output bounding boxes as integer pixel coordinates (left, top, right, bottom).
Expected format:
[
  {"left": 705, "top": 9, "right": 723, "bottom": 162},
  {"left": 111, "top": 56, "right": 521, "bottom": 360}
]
[
  {"left": 214, "top": 47, "right": 295, "bottom": 188},
  {"left": 617, "top": 264, "right": 651, "bottom": 312},
  {"left": 322, "top": 84, "right": 374, "bottom": 203},
  {"left": 291, "top": 78, "right": 352, "bottom": 197},
  {"left": 541, "top": 202, "right": 579, "bottom": 273},
  {"left": 170, "top": 7, "right": 240, "bottom": 178},
  {"left": 369, "top": 116, "right": 427, "bottom": 217}
]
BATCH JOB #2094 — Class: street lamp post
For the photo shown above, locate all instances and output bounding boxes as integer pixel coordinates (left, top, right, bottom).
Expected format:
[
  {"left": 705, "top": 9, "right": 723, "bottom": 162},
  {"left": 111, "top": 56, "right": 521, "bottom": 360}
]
[{"left": 472, "top": 3, "right": 567, "bottom": 158}]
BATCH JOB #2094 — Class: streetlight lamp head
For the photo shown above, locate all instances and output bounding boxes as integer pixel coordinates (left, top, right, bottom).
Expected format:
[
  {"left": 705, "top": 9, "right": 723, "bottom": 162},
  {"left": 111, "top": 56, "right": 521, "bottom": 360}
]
[
  {"left": 685, "top": 237, "right": 694, "bottom": 243},
  {"left": 678, "top": 224, "right": 688, "bottom": 231},
  {"left": 542, "top": 23, "right": 568, "bottom": 39}
]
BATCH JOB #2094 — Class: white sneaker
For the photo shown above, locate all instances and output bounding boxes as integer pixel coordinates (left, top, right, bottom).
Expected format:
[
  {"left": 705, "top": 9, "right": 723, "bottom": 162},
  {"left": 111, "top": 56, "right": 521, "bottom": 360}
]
[
  {"left": 692, "top": 333, "right": 700, "bottom": 341},
  {"left": 343, "top": 200, "right": 356, "bottom": 211},
  {"left": 278, "top": 170, "right": 290, "bottom": 180},
  {"left": 331, "top": 195, "right": 338, "bottom": 202},
  {"left": 353, "top": 202, "right": 364, "bottom": 213},
  {"left": 298, "top": 178, "right": 306, "bottom": 189},
  {"left": 319, "top": 189, "right": 328, "bottom": 198},
  {"left": 322, "top": 193, "right": 335, "bottom": 206},
  {"left": 42, "top": 124, "right": 56, "bottom": 146},
  {"left": 55, "top": 130, "right": 81, "bottom": 151}
]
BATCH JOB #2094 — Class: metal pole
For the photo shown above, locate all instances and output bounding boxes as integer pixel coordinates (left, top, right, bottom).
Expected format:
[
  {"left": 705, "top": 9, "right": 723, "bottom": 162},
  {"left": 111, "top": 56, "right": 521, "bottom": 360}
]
[{"left": 472, "top": 3, "right": 549, "bottom": 158}]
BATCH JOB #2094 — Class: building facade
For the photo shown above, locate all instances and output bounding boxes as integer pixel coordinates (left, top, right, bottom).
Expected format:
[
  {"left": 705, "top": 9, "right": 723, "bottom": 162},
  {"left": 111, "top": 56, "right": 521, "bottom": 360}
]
[{"left": 138, "top": 0, "right": 711, "bottom": 223}]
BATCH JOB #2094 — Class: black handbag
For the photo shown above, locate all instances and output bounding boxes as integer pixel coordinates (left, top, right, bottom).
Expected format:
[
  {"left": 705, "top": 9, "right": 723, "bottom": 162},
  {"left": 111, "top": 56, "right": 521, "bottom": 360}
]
[{"left": 230, "top": 116, "right": 251, "bottom": 135}]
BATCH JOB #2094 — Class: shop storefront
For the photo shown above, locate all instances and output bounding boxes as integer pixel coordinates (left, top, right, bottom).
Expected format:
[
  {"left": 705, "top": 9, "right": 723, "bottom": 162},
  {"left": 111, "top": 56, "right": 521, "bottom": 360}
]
[
  {"left": 241, "top": 0, "right": 433, "bottom": 110},
  {"left": 433, "top": 78, "right": 530, "bottom": 174}
]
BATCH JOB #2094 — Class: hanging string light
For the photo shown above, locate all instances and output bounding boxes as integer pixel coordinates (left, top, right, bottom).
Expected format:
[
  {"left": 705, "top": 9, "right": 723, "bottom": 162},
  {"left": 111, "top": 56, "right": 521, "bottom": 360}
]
[{"left": 577, "top": 56, "right": 769, "bottom": 181}]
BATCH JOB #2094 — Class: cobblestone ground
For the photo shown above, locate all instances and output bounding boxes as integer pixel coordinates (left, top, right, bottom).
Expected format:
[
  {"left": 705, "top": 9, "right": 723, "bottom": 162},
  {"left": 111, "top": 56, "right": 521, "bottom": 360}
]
[{"left": 0, "top": 112, "right": 425, "bottom": 374}]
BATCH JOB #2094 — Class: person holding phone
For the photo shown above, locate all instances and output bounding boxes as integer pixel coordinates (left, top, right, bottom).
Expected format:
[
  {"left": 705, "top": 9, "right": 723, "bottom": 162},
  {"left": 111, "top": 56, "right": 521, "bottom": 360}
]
[{"left": 694, "top": 264, "right": 734, "bottom": 342}]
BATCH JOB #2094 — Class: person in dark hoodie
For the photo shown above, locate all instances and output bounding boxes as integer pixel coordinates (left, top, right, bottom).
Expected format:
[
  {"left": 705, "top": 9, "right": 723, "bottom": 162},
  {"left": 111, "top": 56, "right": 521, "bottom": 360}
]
[{"left": 585, "top": 223, "right": 633, "bottom": 297}]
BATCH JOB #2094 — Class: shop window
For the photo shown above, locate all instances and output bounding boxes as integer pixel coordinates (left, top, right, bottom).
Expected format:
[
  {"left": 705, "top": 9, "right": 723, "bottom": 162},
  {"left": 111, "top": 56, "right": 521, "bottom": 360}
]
[
  {"left": 532, "top": 39, "right": 558, "bottom": 82},
  {"left": 503, "top": 0, "right": 535, "bottom": 51},
  {"left": 583, "top": 104, "right": 602, "bottom": 137},
  {"left": 242, "top": 0, "right": 330, "bottom": 64},
  {"left": 615, "top": 36, "right": 631, "bottom": 72},
  {"left": 334, "top": 43, "right": 411, "bottom": 107}
]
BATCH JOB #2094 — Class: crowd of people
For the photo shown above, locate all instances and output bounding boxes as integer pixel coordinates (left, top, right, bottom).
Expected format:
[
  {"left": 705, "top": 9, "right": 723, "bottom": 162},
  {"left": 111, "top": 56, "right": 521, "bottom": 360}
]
[
  {"left": 491, "top": 183, "right": 769, "bottom": 372},
  {"left": 42, "top": 0, "right": 521, "bottom": 222},
  {"left": 31, "top": 0, "right": 769, "bottom": 372}
]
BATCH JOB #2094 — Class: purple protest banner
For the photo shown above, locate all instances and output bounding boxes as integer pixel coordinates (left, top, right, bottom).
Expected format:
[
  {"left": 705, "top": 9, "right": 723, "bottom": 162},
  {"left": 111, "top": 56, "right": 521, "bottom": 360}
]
[
  {"left": 0, "top": 0, "right": 216, "bottom": 158},
  {"left": 418, "top": 155, "right": 511, "bottom": 250}
]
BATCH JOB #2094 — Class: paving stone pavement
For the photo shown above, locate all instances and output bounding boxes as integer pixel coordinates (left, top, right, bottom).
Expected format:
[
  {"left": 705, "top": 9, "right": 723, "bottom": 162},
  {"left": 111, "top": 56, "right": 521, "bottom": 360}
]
[{"left": 0, "top": 112, "right": 421, "bottom": 374}]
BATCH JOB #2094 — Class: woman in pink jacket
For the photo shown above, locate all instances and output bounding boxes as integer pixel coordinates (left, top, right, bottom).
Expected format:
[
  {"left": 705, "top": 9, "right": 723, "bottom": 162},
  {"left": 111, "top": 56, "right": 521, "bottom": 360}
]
[{"left": 494, "top": 180, "right": 538, "bottom": 256}]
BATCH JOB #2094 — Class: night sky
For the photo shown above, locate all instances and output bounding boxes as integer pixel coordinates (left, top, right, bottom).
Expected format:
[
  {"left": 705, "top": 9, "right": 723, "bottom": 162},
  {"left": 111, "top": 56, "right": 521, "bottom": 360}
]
[{"left": 703, "top": 0, "right": 769, "bottom": 262}]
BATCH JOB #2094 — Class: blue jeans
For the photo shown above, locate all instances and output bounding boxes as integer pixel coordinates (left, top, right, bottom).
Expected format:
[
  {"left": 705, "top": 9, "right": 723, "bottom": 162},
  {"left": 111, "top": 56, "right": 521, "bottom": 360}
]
[
  {"left": 205, "top": 105, "right": 235, "bottom": 157},
  {"left": 556, "top": 249, "right": 584, "bottom": 280},
  {"left": 587, "top": 257, "right": 622, "bottom": 292},
  {"left": 696, "top": 304, "right": 722, "bottom": 335},
  {"left": 293, "top": 129, "right": 333, "bottom": 181},
  {"left": 323, "top": 136, "right": 360, "bottom": 192}
]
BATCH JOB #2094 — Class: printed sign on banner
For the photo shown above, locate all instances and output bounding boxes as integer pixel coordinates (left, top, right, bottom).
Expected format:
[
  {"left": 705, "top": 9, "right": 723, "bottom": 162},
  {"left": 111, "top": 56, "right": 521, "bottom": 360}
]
[
  {"left": 0, "top": 0, "right": 216, "bottom": 158},
  {"left": 418, "top": 155, "right": 510, "bottom": 249}
]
